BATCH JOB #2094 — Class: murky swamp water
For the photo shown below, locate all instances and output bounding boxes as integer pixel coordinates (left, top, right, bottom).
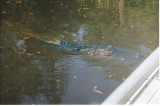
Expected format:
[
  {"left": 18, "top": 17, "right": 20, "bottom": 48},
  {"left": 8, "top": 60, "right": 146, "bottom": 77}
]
[{"left": 0, "top": 0, "right": 158, "bottom": 104}]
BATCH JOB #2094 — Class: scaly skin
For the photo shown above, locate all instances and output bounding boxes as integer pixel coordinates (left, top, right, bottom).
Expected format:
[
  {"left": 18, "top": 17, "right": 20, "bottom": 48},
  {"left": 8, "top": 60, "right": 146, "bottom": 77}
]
[
  {"left": 22, "top": 33, "right": 144, "bottom": 59},
  {"left": 47, "top": 39, "right": 144, "bottom": 59}
]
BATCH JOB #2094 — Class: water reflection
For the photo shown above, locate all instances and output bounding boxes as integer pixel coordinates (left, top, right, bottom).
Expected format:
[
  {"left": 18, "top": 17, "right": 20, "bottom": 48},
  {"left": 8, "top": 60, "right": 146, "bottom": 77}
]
[
  {"left": 0, "top": 36, "right": 70, "bottom": 104},
  {"left": 0, "top": 0, "right": 158, "bottom": 104}
]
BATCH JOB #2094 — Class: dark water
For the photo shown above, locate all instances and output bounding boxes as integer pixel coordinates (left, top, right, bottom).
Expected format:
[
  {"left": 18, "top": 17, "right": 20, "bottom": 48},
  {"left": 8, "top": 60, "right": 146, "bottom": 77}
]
[{"left": 0, "top": 0, "right": 158, "bottom": 104}]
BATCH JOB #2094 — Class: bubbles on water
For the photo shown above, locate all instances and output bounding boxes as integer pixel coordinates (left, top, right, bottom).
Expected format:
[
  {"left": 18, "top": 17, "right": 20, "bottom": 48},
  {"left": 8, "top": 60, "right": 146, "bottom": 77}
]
[{"left": 14, "top": 39, "right": 26, "bottom": 55}]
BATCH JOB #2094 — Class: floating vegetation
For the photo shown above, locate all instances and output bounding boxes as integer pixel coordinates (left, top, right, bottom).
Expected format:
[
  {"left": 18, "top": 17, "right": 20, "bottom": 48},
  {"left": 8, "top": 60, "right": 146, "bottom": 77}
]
[{"left": 93, "top": 85, "right": 103, "bottom": 94}]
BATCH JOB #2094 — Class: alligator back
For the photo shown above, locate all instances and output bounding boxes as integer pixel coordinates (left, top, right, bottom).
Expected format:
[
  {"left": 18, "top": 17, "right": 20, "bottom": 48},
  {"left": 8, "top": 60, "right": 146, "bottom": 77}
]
[
  {"left": 22, "top": 33, "right": 144, "bottom": 59},
  {"left": 46, "top": 39, "right": 144, "bottom": 59}
]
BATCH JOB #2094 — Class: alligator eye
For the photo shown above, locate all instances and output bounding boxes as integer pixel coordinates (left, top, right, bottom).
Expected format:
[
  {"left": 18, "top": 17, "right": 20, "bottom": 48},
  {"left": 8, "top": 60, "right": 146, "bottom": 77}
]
[{"left": 77, "top": 48, "right": 80, "bottom": 51}]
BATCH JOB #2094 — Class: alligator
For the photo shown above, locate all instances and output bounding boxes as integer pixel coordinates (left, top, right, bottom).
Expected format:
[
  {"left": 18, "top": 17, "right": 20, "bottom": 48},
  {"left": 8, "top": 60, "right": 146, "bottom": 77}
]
[
  {"left": 46, "top": 38, "right": 144, "bottom": 59},
  {"left": 22, "top": 33, "right": 144, "bottom": 59}
]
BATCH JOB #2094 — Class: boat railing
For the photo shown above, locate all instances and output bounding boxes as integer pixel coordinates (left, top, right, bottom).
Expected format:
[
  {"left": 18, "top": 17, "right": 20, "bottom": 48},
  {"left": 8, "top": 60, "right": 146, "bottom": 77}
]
[{"left": 102, "top": 47, "right": 159, "bottom": 105}]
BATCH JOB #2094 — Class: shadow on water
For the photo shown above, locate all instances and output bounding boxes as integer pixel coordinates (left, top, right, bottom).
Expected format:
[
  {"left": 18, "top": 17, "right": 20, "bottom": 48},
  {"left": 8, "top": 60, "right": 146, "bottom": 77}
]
[{"left": 0, "top": 0, "right": 158, "bottom": 104}]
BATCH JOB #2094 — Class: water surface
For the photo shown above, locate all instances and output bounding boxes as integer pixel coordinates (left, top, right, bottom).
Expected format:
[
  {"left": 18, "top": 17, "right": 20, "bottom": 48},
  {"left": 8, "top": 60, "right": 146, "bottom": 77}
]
[{"left": 0, "top": 0, "right": 158, "bottom": 104}]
